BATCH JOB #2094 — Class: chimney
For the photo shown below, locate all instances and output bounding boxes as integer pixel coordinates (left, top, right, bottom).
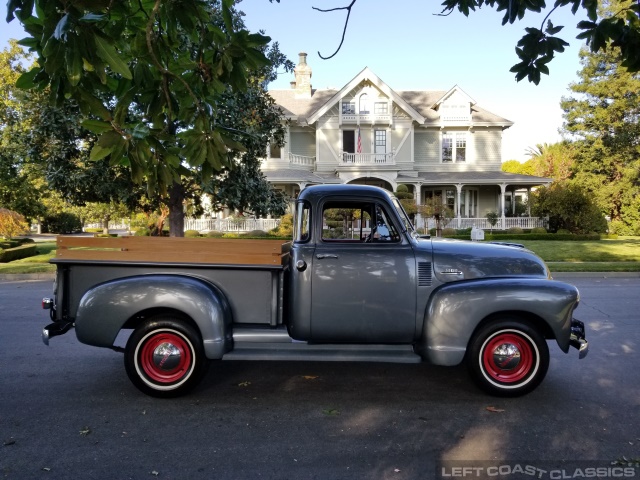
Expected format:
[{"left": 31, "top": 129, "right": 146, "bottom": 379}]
[{"left": 294, "top": 52, "right": 312, "bottom": 98}]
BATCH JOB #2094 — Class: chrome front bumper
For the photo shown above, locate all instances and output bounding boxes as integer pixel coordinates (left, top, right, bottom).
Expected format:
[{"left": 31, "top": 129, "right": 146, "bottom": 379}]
[{"left": 569, "top": 318, "right": 589, "bottom": 359}]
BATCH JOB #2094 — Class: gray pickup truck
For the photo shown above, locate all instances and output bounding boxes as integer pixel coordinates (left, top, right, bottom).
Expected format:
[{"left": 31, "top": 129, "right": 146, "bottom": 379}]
[{"left": 42, "top": 184, "right": 587, "bottom": 398}]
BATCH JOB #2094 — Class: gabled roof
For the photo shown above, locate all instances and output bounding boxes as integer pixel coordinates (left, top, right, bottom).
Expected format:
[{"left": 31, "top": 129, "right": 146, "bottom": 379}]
[
  {"left": 267, "top": 68, "right": 512, "bottom": 128},
  {"left": 432, "top": 85, "right": 476, "bottom": 108},
  {"left": 305, "top": 67, "right": 426, "bottom": 125}
]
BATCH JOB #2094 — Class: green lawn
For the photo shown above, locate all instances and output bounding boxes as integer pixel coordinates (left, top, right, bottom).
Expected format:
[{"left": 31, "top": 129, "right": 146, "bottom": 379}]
[
  {"left": 517, "top": 237, "right": 640, "bottom": 272},
  {"left": 0, "top": 242, "right": 56, "bottom": 274},
  {"left": 1, "top": 238, "right": 639, "bottom": 274}
]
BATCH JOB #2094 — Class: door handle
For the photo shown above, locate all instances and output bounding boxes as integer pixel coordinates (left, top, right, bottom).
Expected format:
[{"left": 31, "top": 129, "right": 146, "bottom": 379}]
[{"left": 316, "top": 254, "right": 339, "bottom": 259}]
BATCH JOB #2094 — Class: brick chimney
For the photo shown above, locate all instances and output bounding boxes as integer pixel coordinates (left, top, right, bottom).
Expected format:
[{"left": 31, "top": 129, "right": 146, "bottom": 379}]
[{"left": 293, "top": 52, "right": 312, "bottom": 98}]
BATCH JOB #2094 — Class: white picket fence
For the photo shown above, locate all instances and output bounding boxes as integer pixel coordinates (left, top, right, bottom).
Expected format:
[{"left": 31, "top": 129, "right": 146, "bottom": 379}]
[{"left": 85, "top": 218, "right": 280, "bottom": 233}]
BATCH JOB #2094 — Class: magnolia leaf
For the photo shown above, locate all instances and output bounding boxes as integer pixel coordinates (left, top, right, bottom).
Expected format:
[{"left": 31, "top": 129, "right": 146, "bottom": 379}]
[
  {"left": 89, "top": 144, "right": 113, "bottom": 162},
  {"left": 15, "top": 69, "right": 39, "bottom": 90},
  {"left": 81, "top": 120, "right": 113, "bottom": 134},
  {"left": 94, "top": 35, "right": 132, "bottom": 79}
]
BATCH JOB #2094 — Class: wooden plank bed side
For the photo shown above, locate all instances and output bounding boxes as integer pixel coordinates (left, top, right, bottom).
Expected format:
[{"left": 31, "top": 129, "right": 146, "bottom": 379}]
[{"left": 56, "top": 236, "right": 291, "bottom": 265}]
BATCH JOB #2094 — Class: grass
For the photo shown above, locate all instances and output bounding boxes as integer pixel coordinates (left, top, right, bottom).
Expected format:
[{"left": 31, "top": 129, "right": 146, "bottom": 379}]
[
  {"left": 518, "top": 237, "right": 640, "bottom": 272},
  {"left": 1, "top": 238, "right": 639, "bottom": 274},
  {"left": 0, "top": 241, "right": 56, "bottom": 274}
]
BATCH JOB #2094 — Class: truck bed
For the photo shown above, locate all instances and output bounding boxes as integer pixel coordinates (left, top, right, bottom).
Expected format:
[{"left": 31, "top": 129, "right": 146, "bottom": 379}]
[{"left": 52, "top": 236, "right": 292, "bottom": 326}]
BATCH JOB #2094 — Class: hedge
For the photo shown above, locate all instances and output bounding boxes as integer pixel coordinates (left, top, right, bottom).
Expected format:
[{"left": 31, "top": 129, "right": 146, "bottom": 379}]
[
  {"left": 0, "top": 244, "right": 38, "bottom": 262},
  {"left": 442, "top": 233, "right": 602, "bottom": 241}
]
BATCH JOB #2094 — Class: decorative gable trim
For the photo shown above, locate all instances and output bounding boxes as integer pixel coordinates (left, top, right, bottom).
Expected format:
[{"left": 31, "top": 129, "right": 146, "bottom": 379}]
[
  {"left": 432, "top": 85, "right": 476, "bottom": 109},
  {"left": 306, "top": 67, "right": 425, "bottom": 125}
]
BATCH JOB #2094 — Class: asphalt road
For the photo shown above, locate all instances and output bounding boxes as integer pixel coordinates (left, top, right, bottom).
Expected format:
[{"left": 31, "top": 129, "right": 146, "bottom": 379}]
[{"left": 1, "top": 276, "right": 639, "bottom": 480}]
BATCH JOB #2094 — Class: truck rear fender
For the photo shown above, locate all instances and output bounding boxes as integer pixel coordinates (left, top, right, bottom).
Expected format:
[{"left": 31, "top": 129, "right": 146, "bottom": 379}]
[
  {"left": 417, "top": 278, "right": 579, "bottom": 366},
  {"left": 74, "top": 275, "right": 233, "bottom": 359}
]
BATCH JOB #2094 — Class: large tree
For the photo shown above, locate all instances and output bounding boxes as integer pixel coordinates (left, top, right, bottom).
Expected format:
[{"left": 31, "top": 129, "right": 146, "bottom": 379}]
[
  {"left": 283, "top": 0, "right": 640, "bottom": 84},
  {"left": 561, "top": 0, "right": 640, "bottom": 235},
  {"left": 7, "top": 0, "right": 288, "bottom": 236}
]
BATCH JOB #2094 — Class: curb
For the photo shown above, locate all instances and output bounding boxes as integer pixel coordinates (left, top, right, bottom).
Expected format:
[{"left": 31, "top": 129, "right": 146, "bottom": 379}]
[
  {"left": 551, "top": 272, "right": 640, "bottom": 278},
  {"left": 0, "top": 273, "right": 56, "bottom": 281}
]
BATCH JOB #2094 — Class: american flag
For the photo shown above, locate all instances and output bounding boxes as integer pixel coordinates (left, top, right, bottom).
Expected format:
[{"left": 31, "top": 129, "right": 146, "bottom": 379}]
[{"left": 357, "top": 127, "right": 362, "bottom": 153}]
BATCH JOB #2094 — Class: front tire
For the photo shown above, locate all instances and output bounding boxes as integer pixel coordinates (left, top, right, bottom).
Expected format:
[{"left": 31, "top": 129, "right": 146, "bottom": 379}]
[
  {"left": 467, "top": 319, "right": 549, "bottom": 397},
  {"left": 125, "top": 316, "right": 209, "bottom": 398}
]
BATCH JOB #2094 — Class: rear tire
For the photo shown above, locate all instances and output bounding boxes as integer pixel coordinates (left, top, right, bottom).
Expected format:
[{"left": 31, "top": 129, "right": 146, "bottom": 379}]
[
  {"left": 467, "top": 319, "right": 549, "bottom": 397},
  {"left": 124, "top": 316, "right": 209, "bottom": 398}
]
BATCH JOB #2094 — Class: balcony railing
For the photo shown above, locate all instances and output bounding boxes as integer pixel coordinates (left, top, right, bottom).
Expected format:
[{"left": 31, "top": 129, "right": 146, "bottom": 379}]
[
  {"left": 341, "top": 152, "right": 395, "bottom": 165},
  {"left": 289, "top": 153, "right": 315, "bottom": 167}
]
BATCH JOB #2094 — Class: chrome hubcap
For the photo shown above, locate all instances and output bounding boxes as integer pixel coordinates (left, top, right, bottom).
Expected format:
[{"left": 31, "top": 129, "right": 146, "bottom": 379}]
[
  {"left": 152, "top": 342, "right": 182, "bottom": 371},
  {"left": 492, "top": 343, "right": 521, "bottom": 370}
]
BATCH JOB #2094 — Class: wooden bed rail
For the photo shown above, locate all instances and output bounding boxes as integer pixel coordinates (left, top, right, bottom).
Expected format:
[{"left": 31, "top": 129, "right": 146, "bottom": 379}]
[{"left": 55, "top": 236, "right": 292, "bottom": 266}]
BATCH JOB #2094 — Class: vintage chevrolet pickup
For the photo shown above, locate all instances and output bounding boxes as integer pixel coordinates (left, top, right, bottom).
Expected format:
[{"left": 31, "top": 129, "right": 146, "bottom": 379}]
[{"left": 42, "top": 184, "right": 588, "bottom": 398}]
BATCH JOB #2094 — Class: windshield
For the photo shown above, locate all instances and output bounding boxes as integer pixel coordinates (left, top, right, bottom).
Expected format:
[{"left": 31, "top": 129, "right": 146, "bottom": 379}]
[{"left": 391, "top": 197, "right": 415, "bottom": 236}]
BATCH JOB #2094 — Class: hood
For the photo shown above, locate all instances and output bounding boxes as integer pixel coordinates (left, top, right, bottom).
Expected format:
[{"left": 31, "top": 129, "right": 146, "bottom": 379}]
[{"left": 423, "top": 238, "right": 550, "bottom": 283}]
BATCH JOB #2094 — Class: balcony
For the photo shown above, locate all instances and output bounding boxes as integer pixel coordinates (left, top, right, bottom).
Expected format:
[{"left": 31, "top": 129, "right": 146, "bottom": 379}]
[
  {"left": 341, "top": 113, "right": 392, "bottom": 125},
  {"left": 340, "top": 152, "right": 395, "bottom": 166}
]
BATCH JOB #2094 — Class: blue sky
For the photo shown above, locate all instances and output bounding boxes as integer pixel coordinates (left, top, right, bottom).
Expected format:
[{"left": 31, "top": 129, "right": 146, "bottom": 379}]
[{"left": 1, "top": 0, "right": 588, "bottom": 161}]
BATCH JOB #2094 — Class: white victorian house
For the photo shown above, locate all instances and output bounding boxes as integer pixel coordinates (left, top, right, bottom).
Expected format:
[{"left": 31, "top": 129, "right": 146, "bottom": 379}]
[{"left": 261, "top": 53, "right": 551, "bottom": 230}]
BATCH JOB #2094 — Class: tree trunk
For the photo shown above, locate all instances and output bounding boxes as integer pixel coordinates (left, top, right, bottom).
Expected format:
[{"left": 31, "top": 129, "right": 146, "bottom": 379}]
[
  {"left": 102, "top": 215, "right": 110, "bottom": 234},
  {"left": 168, "top": 180, "right": 185, "bottom": 237}
]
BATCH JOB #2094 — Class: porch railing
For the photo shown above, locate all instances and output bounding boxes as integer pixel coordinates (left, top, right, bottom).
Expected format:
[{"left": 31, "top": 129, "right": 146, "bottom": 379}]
[
  {"left": 420, "top": 217, "right": 547, "bottom": 231},
  {"left": 341, "top": 152, "right": 395, "bottom": 165}
]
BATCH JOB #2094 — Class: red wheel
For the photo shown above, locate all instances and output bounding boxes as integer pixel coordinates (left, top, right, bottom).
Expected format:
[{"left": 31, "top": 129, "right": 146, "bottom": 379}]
[
  {"left": 125, "top": 316, "right": 209, "bottom": 397},
  {"left": 467, "top": 320, "right": 549, "bottom": 397}
]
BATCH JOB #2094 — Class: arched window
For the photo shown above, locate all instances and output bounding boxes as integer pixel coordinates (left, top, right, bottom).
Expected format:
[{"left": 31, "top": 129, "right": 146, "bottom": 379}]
[{"left": 359, "top": 93, "right": 370, "bottom": 114}]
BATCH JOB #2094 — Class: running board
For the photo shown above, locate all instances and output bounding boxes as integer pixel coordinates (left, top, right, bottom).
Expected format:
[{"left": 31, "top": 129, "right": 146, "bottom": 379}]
[{"left": 224, "top": 341, "right": 422, "bottom": 363}]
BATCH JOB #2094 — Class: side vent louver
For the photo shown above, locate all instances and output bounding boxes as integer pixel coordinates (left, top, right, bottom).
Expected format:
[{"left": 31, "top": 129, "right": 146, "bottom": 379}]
[{"left": 418, "top": 262, "right": 432, "bottom": 287}]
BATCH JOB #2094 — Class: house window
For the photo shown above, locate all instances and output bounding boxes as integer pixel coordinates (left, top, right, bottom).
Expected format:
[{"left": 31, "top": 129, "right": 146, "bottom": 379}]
[
  {"left": 269, "top": 142, "right": 281, "bottom": 159},
  {"left": 442, "top": 132, "right": 466, "bottom": 163},
  {"left": 374, "top": 102, "right": 388, "bottom": 114},
  {"left": 342, "top": 130, "right": 355, "bottom": 153},
  {"left": 342, "top": 102, "right": 355, "bottom": 114},
  {"left": 374, "top": 130, "right": 386, "bottom": 154},
  {"left": 359, "top": 94, "right": 370, "bottom": 114}
]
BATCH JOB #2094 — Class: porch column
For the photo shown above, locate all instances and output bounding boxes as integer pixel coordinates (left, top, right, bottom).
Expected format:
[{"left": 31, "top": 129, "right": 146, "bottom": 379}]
[
  {"left": 526, "top": 187, "right": 531, "bottom": 216},
  {"left": 455, "top": 183, "right": 463, "bottom": 229},
  {"left": 415, "top": 182, "right": 423, "bottom": 232},
  {"left": 511, "top": 188, "right": 516, "bottom": 216},
  {"left": 500, "top": 183, "right": 507, "bottom": 230}
]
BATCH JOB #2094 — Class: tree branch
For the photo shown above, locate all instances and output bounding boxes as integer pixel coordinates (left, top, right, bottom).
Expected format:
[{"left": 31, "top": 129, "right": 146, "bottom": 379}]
[{"left": 312, "top": 0, "right": 357, "bottom": 60}]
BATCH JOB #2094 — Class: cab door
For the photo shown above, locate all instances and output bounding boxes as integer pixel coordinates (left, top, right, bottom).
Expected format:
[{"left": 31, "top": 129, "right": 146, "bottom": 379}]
[{"left": 310, "top": 200, "right": 417, "bottom": 343}]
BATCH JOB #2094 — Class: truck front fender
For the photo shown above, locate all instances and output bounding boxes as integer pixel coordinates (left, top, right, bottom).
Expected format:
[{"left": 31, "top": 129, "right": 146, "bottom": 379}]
[
  {"left": 417, "top": 278, "right": 579, "bottom": 366},
  {"left": 74, "top": 275, "right": 232, "bottom": 359}
]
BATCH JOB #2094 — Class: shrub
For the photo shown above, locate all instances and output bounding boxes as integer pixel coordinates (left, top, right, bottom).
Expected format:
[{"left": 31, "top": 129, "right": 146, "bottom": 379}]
[
  {"left": 222, "top": 233, "right": 241, "bottom": 238},
  {"left": 205, "top": 231, "right": 225, "bottom": 238},
  {"left": 396, "top": 184, "right": 409, "bottom": 193},
  {"left": 271, "top": 214, "right": 293, "bottom": 238},
  {"left": 93, "top": 233, "right": 118, "bottom": 238},
  {"left": 531, "top": 227, "right": 547, "bottom": 234},
  {"left": 44, "top": 212, "right": 82, "bottom": 234},
  {"left": 244, "top": 230, "right": 268, "bottom": 237},
  {"left": 442, "top": 228, "right": 457, "bottom": 237},
  {"left": 556, "top": 229, "right": 571, "bottom": 235},
  {"left": 0, "top": 244, "right": 38, "bottom": 262},
  {"left": 184, "top": 230, "right": 201, "bottom": 238},
  {"left": 0, "top": 208, "right": 29, "bottom": 239},
  {"left": 507, "top": 227, "right": 524, "bottom": 234},
  {"left": 134, "top": 228, "right": 150, "bottom": 236},
  {"left": 84, "top": 228, "right": 104, "bottom": 233}
]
